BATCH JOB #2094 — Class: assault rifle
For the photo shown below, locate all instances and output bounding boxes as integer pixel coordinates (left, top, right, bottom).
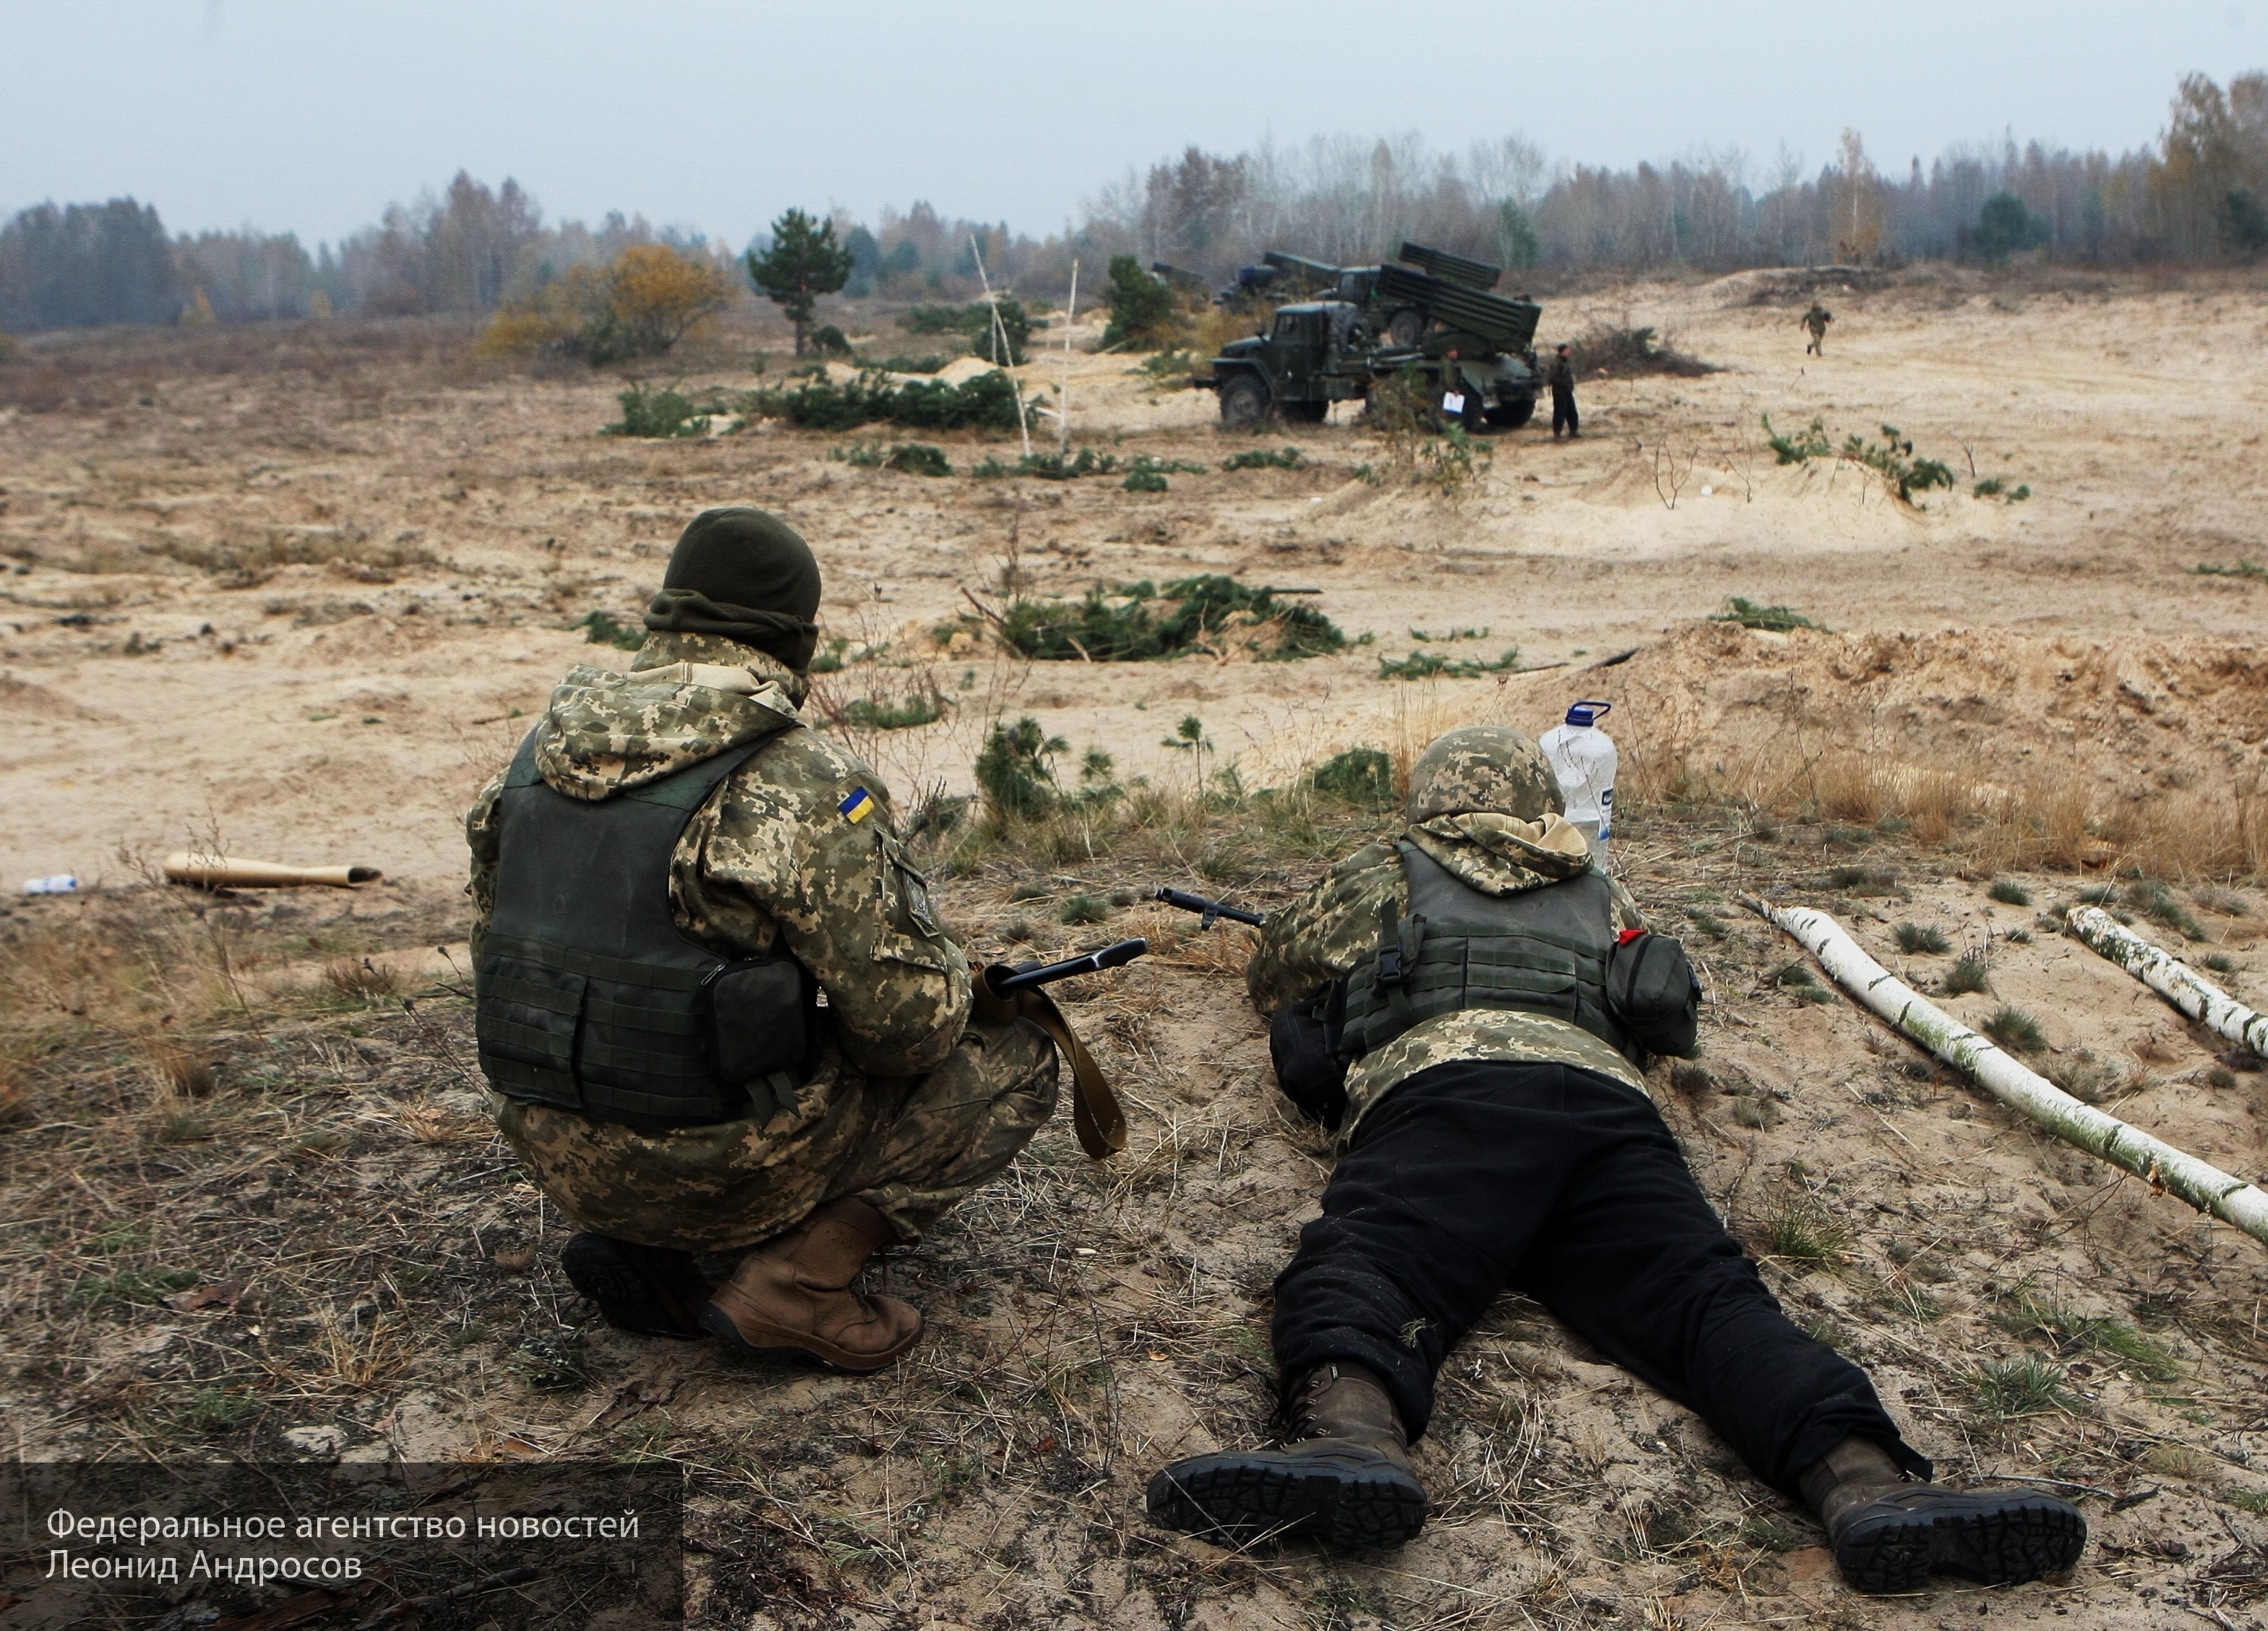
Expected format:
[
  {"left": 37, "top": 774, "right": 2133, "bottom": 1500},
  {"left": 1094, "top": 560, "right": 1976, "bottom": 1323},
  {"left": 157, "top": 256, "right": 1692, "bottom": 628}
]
[
  {"left": 1152, "top": 888, "right": 1266, "bottom": 929},
  {"left": 985, "top": 937, "right": 1149, "bottom": 996}
]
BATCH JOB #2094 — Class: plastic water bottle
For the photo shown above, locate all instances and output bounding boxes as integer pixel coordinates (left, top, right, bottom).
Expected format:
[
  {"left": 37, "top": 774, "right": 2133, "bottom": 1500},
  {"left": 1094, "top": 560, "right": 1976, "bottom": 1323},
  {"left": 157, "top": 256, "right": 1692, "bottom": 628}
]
[
  {"left": 1539, "top": 701, "right": 1618, "bottom": 870},
  {"left": 22, "top": 874, "right": 80, "bottom": 896}
]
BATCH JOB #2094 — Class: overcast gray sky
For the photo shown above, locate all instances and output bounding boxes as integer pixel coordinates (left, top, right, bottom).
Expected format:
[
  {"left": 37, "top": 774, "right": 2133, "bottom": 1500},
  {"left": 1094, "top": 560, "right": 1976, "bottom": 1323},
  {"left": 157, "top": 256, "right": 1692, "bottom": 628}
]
[{"left": 6, "top": 1, "right": 2264, "bottom": 247}]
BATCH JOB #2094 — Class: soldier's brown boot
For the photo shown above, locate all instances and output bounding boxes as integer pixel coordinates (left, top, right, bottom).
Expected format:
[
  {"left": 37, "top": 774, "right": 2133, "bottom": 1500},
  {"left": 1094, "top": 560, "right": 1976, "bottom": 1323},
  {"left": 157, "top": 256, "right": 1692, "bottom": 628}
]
[
  {"left": 700, "top": 1198, "right": 922, "bottom": 1374},
  {"left": 1800, "top": 1435, "right": 2086, "bottom": 1593},
  {"left": 1146, "top": 1361, "right": 1429, "bottom": 1549}
]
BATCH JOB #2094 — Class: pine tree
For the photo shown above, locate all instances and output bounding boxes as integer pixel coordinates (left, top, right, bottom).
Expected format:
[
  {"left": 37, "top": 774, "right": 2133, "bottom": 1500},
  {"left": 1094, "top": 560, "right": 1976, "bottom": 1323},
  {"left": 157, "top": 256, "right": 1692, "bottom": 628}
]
[{"left": 746, "top": 210, "right": 854, "bottom": 355}]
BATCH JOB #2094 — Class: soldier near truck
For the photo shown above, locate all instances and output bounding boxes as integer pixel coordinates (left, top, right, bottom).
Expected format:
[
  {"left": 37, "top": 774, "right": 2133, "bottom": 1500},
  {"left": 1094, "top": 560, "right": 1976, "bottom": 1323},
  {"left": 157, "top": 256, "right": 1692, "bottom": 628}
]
[
  {"left": 1547, "top": 342, "right": 1579, "bottom": 439},
  {"left": 465, "top": 507, "right": 1066, "bottom": 1374},
  {"left": 1144, "top": 726, "right": 2087, "bottom": 1595}
]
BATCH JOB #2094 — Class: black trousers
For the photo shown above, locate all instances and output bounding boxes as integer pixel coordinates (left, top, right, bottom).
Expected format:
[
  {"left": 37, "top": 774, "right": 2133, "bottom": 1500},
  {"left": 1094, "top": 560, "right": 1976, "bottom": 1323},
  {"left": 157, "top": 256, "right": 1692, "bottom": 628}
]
[
  {"left": 1551, "top": 391, "right": 1578, "bottom": 436},
  {"left": 1271, "top": 1061, "right": 1928, "bottom": 1497}
]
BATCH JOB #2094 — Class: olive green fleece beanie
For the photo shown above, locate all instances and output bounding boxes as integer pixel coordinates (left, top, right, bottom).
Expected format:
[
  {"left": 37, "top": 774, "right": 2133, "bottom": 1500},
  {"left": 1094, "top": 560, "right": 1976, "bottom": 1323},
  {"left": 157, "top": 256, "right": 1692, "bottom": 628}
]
[{"left": 643, "top": 507, "right": 822, "bottom": 671}]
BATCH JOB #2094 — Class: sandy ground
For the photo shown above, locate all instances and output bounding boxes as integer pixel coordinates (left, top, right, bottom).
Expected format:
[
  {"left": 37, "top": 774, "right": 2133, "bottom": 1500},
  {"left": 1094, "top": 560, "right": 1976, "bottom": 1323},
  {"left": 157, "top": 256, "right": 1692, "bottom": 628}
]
[
  {"left": 4, "top": 269, "right": 2266, "bottom": 889},
  {"left": 3, "top": 271, "right": 2268, "bottom": 1630}
]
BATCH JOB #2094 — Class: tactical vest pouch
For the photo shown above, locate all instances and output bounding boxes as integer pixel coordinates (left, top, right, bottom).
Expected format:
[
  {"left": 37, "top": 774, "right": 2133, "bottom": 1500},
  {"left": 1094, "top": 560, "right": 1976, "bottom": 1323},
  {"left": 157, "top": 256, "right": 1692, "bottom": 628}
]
[
  {"left": 705, "top": 956, "right": 815, "bottom": 1089},
  {"left": 1605, "top": 930, "right": 1701, "bottom": 1058},
  {"left": 1269, "top": 980, "right": 1350, "bottom": 1128}
]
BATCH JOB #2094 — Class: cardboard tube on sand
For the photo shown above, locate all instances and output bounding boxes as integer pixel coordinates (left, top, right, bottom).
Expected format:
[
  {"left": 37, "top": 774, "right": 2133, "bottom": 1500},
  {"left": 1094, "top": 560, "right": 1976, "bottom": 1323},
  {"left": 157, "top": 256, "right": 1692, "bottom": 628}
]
[{"left": 163, "top": 852, "right": 382, "bottom": 890}]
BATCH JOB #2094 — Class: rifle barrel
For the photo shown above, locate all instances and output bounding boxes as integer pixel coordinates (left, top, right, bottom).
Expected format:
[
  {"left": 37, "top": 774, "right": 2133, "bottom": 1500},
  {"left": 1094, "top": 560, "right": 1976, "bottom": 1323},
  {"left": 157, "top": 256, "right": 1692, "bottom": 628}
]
[
  {"left": 988, "top": 938, "right": 1150, "bottom": 995},
  {"left": 1153, "top": 887, "right": 1266, "bottom": 928}
]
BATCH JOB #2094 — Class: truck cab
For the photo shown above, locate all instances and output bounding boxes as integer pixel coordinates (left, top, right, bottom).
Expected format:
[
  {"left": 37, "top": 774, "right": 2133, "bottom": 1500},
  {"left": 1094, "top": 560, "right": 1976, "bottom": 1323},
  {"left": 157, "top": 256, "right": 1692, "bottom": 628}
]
[{"left": 1208, "top": 301, "right": 1373, "bottom": 427}]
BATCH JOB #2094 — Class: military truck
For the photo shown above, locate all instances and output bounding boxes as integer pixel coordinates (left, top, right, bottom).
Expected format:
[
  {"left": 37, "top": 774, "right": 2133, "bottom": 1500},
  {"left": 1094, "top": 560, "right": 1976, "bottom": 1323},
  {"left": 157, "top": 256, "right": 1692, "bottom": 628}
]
[{"left": 1196, "top": 243, "right": 1542, "bottom": 431}]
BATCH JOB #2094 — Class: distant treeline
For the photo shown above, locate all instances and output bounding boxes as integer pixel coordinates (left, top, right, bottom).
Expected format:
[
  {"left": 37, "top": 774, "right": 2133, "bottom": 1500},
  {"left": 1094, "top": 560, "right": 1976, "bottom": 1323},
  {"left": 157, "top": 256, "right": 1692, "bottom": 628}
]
[
  {"left": 2, "top": 71, "right": 2261, "bottom": 335},
  {"left": 1083, "top": 72, "right": 2268, "bottom": 280}
]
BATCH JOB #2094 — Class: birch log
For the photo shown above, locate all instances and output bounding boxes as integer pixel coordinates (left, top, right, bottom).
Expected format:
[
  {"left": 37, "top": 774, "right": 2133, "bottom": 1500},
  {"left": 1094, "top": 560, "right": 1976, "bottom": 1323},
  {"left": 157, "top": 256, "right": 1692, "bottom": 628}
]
[
  {"left": 164, "top": 852, "right": 381, "bottom": 889},
  {"left": 1746, "top": 896, "right": 2268, "bottom": 1249},
  {"left": 2066, "top": 904, "right": 2268, "bottom": 1059}
]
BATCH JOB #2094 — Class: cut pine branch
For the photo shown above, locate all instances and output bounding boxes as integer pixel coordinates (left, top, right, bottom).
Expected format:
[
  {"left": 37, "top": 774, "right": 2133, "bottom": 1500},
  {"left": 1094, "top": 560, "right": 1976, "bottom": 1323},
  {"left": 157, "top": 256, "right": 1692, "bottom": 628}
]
[
  {"left": 1744, "top": 896, "right": 2268, "bottom": 1250},
  {"left": 2065, "top": 904, "right": 2268, "bottom": 1060}
]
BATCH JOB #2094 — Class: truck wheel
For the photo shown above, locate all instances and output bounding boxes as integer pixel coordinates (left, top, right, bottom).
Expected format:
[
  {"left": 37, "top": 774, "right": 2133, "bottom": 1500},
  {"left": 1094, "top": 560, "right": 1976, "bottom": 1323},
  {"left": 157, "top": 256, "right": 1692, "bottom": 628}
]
[
  {"left": 1287, "top": 401, "right": 1329, "bottom": 424},
  {"left": 1485, "top": 394, "right": 1536, "bottom": 429},
  {"left": 1217, "top": 373, "right": 1271, "bottom": 429},
  {"left": 1388, "top": 309, "right": 1426, "bottom": 348}
]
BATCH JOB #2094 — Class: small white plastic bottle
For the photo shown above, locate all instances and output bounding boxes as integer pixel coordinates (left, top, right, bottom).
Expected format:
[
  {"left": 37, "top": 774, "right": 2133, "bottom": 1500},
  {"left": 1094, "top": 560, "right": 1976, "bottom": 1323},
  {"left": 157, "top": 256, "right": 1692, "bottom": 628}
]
[{"left": 1539, "top": 701, "right": 1618, "bottom": 870}]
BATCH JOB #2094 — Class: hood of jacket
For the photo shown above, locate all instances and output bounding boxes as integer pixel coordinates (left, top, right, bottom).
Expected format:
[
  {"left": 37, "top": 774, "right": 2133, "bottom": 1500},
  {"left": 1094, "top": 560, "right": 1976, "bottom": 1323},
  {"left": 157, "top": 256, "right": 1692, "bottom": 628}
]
[
  {"left": 1404, "top": 810, "right": 1594, "bottom": 895},
  {"left": 530, "top": 643, "right": 804, "bottom": 801}
]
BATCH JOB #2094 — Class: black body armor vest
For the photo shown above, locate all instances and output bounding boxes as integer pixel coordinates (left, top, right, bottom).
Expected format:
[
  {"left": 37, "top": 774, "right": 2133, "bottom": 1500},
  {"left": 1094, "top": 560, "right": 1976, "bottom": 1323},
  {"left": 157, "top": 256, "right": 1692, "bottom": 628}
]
[
  {"left": 1339, "top": 842, "right": 1633, "bottom": 1063},
  {"left": 475, "top": 729, "right": 814, "bottom": 1127}
]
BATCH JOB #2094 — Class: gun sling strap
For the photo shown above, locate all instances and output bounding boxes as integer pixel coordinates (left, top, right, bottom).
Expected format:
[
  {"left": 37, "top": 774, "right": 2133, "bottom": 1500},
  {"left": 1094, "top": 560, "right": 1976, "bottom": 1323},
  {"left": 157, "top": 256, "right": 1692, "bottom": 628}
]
[{"left": 974, "top": 970, "right": 1128, "bottom": 1159}]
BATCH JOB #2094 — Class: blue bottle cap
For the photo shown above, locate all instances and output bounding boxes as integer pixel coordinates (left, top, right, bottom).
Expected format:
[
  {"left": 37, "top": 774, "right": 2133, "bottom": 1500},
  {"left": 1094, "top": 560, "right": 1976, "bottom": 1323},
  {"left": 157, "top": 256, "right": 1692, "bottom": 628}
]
[{"left": 1565, "top": 700, "right": 1612, "bottom": 727}]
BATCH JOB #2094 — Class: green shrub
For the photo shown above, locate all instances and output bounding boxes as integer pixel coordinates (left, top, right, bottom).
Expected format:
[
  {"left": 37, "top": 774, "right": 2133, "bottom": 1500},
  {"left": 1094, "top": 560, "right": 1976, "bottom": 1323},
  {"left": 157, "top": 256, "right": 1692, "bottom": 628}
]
[
  {"left": 975, "top": 716, "right": 1065, "bottom": 820},
  {"left": 842, "top": 691, "right": 944, "bottom": 730},
  {"left": 1766, "top": 1199, "right": 1850, "bottom": 1266},
  {"left": 1310, "top": 747, "right": 1396, "bottom": 808},
  {"left": 1000, "top": 576, "right": 1345, "bottom": 662},
  {"left": 903, "top": 299, "right": 1030, "bottom": 365},
  {"left": 1987, "top": 879, "right": 2032, "bottom": 907},
  {"left": 1101, "top": 254, "right": 1176, "bottom": 351},
  {"left": 1894, "top": 922, "right": 1951, "bottom": 954},
  {"left": 1970, "top": 1356, "right": 2071, "bottom": 1420},
  {"left": 1983, "top": 1005, "right": 2047, "bottom": 1053},
  {"left": 1221, "top": 446, "right": 1306, "bottom": 472},
  {"left": 809, "top": 323, "right": 853, "bottom": 357},
  {"left": 603, "top": 382, "right": 705, "bottom": 438},
  {"left": 1712, "top": 596, "right": 1826, "bottom": 633},
  {"left": 1122, "top": 466, "right": 1169, "bottom": 493},
  {"left": 752, "top": 369, "right": 1022, "bottom": 432},
  {"left": 1973, "top": 476, "right": 2031, "bottom": 502},
  {"left": 1060, "top": 894, "right": 1109, "bottom": 926},
  {"left": 1761, "top": 414, "right": 1956, "bottom": 507},
  {"left": 834, "top": 440, "right": 957, "bottom": 476},
  {"left": 570, "top": 609, "right": 647, "bottom": 651},
  {"left": 1377, "top": 647, "right": 1521, "bottom": 680},
  {"left": 2125, "top": 880, "right": 2207, "bottom": 941},
  {"left": 1134, "top": 348, "right": 1198, "bottom": 387},
  {"left": 2192, "top": 559, "right": 2268, "bottom": 582},
  {"left": 1943, "top": 954, "right": 1993, "bottom": 995}
]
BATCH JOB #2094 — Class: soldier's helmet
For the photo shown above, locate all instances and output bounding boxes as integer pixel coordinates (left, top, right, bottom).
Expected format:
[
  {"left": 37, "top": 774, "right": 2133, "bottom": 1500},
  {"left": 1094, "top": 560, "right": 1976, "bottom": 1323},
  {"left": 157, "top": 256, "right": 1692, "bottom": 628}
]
[{"left": 1406, "top": 726, "right": 1562, "bottom": 823}]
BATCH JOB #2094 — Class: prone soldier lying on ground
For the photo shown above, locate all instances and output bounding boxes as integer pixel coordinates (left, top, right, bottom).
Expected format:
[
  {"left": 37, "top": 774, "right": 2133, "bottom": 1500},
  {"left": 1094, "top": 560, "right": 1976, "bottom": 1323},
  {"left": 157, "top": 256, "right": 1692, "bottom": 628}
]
[
  {"left": 1146, "top": 726, "right": 2086, "bottom": 1595},
  {"left": 465, "top": 507, "right": 1122, "bottom": 1374}
]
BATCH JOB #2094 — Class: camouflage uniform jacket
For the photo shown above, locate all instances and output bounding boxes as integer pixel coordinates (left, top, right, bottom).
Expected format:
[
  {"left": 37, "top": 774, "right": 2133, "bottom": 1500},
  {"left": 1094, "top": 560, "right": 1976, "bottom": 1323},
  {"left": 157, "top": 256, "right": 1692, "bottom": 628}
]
[
  {"left": 1547, "top": 354, "right": 1576, "bottom": 394},
  {"left": 1245, "top": 810, "right": 1649, "bottom": 1135},
  {"left": 466, "top": 630, "right": 971, "bottom": 1090}
]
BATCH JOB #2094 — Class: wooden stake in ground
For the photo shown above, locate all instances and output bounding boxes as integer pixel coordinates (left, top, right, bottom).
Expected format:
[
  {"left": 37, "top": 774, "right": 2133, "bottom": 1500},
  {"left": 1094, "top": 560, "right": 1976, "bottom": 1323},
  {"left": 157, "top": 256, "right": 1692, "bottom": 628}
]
[
  {"left": 1059, "top": 258, "right": 1078, "bottom": 458},
  {"left": 2066, "top": 904, "right": 2268, "bottom": 1059},
  {"left": 968, "top": 234, "right": 1031, "bottom": 460},
  {"left": 1745, "top": 896, "right": 2268, "bottom": 1249}
]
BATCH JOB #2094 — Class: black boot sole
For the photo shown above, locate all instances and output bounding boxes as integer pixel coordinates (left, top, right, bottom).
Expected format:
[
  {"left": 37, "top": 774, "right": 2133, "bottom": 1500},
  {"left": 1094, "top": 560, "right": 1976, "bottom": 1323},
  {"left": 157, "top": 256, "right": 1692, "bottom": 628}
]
[
  {"left": 1146, "top": 1450, "right": 1428, "bottom": 1551},
  {"left": 559, "top": 1234, "right": 708, "bottom": 1340},
  {"left": 1835, "top": 1492, "right": 2087, "bottom": 1593}
]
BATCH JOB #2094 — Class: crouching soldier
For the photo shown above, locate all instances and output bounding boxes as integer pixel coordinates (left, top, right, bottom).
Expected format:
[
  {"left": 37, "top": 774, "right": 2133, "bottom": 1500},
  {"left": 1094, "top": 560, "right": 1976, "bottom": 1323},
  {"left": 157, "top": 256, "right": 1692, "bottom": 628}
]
[
  {"left": 1146, "top": 727, "right": 2085, "bottom": 1594},
  {"left": 466, "top": 508, "right": 1060, "bottom": 1372}
]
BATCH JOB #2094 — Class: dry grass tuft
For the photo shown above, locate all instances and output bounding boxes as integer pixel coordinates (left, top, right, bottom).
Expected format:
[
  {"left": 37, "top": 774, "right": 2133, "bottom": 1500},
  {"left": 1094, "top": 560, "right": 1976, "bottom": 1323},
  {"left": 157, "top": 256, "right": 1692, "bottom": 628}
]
[{"left": 322, "top": 956, "right": 404, "bottom": 1000}]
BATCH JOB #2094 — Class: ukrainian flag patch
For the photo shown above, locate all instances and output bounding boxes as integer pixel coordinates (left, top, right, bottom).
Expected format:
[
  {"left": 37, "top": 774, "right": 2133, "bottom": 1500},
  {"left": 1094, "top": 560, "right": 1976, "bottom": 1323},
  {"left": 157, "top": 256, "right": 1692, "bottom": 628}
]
[{"left": 838, "top": 787, "right": 875, "bottom": 823}]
